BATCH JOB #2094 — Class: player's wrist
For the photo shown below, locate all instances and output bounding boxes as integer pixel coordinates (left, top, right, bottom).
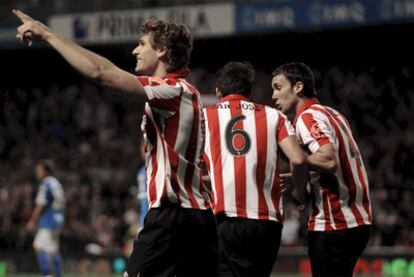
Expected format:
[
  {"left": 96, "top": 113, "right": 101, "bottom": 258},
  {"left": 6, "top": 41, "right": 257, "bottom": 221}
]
[{"left": 43, "top": 30, "right": 55, "bottom": 42}]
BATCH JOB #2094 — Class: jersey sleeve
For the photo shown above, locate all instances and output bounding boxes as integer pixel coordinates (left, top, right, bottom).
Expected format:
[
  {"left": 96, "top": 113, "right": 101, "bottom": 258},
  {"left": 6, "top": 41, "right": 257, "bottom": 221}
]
[
  {"left": 137, "top": 76, "right": 182, "bottom": 118},
  {"left": 295, "top": 112, "right": 334, "bottom": 153},
  {"left": 276, "top": 112, "right": 296, "bottom": 142},
  {"left": 35, "top": 182, "right": 49, "bottom": 206}
]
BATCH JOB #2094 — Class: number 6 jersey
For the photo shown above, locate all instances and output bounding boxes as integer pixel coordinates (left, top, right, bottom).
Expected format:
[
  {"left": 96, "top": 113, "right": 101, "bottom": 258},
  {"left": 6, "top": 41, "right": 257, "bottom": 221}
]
[{"left": 203, "top": 94, "right": 295, "bottom": 223}]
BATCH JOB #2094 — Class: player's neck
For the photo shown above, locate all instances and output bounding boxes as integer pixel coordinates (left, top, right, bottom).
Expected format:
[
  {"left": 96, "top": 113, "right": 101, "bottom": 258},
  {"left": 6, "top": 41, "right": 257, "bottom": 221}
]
[
  {"left": 295, "top": 98, "right": 306, "bottom": 114},
  {"left": 151, "top": 62, "right": 169, "bottom": 78}
]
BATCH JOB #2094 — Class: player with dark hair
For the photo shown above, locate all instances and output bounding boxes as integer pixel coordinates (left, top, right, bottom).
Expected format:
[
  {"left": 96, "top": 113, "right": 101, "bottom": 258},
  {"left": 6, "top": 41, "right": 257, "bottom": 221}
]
[
  {"left": 204, "top": 62, "right": 308, "bottom": 276},
  {"left": 14, "top": 10, "right": 218, "bottom": 277},
  {"left": 27, "top": 160, "right": 65, "bottom": 277},
  {"left": 272, "top": 62, "right": 372, "bottom": 277}
]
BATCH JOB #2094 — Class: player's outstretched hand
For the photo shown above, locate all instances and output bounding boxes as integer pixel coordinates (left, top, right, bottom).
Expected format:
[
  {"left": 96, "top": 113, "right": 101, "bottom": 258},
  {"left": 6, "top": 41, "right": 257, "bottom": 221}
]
[{"left": 13, "top": 9, "right": 53, "bottom": 46}]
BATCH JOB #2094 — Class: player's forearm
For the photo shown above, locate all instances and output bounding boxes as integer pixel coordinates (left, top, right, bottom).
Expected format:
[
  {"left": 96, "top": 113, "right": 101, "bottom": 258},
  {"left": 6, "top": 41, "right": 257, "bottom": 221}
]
[
  {"left": 29, "top": 205, "right": 44, "bottom": 224},
  {"left": 307, "top": 151, "right": 338, "bottom": 173},
  {"left": 290, "top": 159, "right": 308, "bottom": 205},
  {"left": 46, "top": 33, "right": 147, "bottom": 98},
  {"left": 46, "top": 32, "right": 117, "bottom": 83},
  {"left": 13, "top": 10, "right": 145, "bottom": 97}
]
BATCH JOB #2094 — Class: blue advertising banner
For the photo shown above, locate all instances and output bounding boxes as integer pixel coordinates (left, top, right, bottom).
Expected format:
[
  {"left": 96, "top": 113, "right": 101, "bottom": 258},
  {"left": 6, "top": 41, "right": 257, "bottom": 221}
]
[{"left": 236, "top": 0, "right": 414, "bottom": 33}]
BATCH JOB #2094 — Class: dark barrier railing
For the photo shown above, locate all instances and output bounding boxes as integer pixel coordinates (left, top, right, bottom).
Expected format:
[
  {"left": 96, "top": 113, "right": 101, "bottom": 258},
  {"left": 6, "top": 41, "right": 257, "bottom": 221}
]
[{"left": 1, "top": 247, "right": 414, "bottom": 276}]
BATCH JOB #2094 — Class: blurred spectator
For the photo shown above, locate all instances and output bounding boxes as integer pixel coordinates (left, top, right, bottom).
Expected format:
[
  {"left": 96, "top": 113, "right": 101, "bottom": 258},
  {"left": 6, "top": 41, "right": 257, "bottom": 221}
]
[{"left": 0, "top": 81, "right": 142, "bottom": 255}]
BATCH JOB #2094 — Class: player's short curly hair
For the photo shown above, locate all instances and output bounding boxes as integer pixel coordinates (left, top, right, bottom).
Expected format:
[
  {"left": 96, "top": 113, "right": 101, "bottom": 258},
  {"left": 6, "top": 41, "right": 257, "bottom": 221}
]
[
  {"left": 215, "top": 61, "right": 255, "bottom": 97},
  {"left": 142, "top": 19, "right": 193, "bottom": 73}
]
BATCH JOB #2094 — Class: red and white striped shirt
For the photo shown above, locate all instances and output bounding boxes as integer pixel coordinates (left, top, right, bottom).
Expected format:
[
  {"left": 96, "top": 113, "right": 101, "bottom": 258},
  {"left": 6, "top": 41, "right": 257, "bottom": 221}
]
[
  {"left": 138, "top": 69, "right": 210, "bottom": 210},
  {"left": 204, "top": 94, "right": 295, "bottom": 223},
  {"left": 294, "top": 98, "right": 372, "bottom": 231}
]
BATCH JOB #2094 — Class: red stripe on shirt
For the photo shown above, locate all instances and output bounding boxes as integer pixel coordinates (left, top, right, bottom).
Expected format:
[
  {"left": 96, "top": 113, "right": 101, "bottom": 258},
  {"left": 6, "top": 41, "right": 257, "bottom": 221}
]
[
  {"left": 199, "top": 118, "right": 210, "bottom": 209},
  {"left": 146, "top": 118, "right": 159, "bottom": 208},
  {"left": 185, "top": 93, "right": 200, "bottom": 163},
  {"left": 277, "top": 112, "right": 289, "bottom": 142},
  {"left": 183, "top": 93, "right": 201, "bottom": 209},
  {"left": 326, "top": 108, "right": 372, "bottom": 223},
  {"left": 167, "top": 147, "right": 182, "bottom": 203},
  {"left": 206, "top": 107, "right": 225, "bottom": 214},
  {"left": 320, "top": 172, "right": 348, "bottom": 229},
  {"left": 299, "top": 113, "right": 331, "bottom": 148},
  {"left": 163, "top": 97, "right": 182, "bottom": 145},
  {"left": 321, "top": 186, "right": 334, "bottom": 231},
  {"left": 187, "top": 79, "right": 210, "bottom": 209},
  {"left": 301, "top": 111, "right": 349, "bottom": 229},
  {"left": 162, "top": 96, "right": 183, "bottom": 202},
  {"left": 271, "top": 165, "right": 283, "bottom": 222},
  {"left": 229, "top": 100, "right": 247, "bottom": 218},
  {"left": 137, "top": 76, "right": 150, "bottom": 86},
  {"left": 254, "top": 104, "right": 269, "bottom": 220},
  {"left": 311, "top": 107, "right": 365, "bottom": 226},
  {"left": 308, "top": 192, "right": 319, "bottom": 230},
  {"left": 138, "top": 73, "right": 207, "bottom": 210}
]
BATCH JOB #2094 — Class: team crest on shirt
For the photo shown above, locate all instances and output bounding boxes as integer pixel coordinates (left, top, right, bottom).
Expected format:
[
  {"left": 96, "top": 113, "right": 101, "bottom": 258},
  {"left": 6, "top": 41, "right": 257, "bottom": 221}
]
[{"left": 310, "top": 123, "right": 323, "bottom": 139}]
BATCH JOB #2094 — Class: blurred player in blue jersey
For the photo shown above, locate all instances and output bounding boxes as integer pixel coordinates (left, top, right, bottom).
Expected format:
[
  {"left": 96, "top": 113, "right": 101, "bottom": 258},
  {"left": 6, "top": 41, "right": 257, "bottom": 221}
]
[
  {"left": 137, "top": 140, "right": 148, "bottom": 229},
  {"left": 26, "top": 160, "right": 65, "bottom": 277}
]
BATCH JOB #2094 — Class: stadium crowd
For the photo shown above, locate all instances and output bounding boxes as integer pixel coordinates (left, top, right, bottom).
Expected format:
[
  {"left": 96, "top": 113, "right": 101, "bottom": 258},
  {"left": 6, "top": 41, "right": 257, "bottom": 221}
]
[{"left": 1, "top": 64, "right": 413, "bottom": 256}]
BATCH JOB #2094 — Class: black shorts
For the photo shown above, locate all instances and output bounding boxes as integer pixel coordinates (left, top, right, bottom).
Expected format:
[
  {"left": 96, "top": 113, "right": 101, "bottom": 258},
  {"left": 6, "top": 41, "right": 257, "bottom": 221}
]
[
  {"left": 217, "top": 215, "right": 282, "bottom": 277},
  {"left": 308, "top": 225, "right": 371, "bottom": 277},
  {"left": 125, "top": 204, "right": 219, "bottom": 277}
]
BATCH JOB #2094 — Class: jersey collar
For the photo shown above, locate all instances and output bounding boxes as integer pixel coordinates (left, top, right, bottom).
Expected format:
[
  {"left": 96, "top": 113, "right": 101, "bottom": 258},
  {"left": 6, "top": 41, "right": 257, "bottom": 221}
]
[
  {"left": 166, "top": 67, "right": 190, "bottom": 79},
  {"left": 294, "top": 97, "right": 320, "bottom": 125},
  {"left": 219, "top": 94, "right": 250, "bottom": 103}
]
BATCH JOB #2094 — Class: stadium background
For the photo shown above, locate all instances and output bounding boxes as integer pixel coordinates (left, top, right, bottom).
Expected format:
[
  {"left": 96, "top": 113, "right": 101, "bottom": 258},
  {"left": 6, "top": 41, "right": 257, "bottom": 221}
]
[{"left": 1, "top": 0, "right": 413, "bottom": 276}]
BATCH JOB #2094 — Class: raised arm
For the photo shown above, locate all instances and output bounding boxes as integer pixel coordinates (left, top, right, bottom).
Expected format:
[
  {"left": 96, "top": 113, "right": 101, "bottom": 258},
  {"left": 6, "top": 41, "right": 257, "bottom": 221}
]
[{"left": 13, "top": 9, "right": 146, "bottom": 98}]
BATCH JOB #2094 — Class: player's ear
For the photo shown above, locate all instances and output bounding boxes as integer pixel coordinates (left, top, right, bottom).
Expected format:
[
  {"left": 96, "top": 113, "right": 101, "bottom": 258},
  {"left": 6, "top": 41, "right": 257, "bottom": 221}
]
[
  {"left": 294, "top": 81, "right": 304, "bottom": 96},
  {"left": 215, "top": 87, "right": 223, "bottom": 99},
  {"left": 157, "top": 46, "right": 168, "bottom": 59}
]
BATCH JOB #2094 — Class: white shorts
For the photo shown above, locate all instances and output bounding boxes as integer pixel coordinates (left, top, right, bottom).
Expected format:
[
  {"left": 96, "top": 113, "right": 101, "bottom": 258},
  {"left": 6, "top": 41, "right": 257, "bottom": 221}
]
[{"left": 33, "top": 228, "right": 61, "bottom": 253}]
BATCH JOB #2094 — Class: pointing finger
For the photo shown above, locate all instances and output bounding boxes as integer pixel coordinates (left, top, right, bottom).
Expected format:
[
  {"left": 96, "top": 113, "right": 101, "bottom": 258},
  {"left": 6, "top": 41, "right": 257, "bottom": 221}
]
[{"left": 12, "top": 9, "right": 34, "bottom": 24}]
